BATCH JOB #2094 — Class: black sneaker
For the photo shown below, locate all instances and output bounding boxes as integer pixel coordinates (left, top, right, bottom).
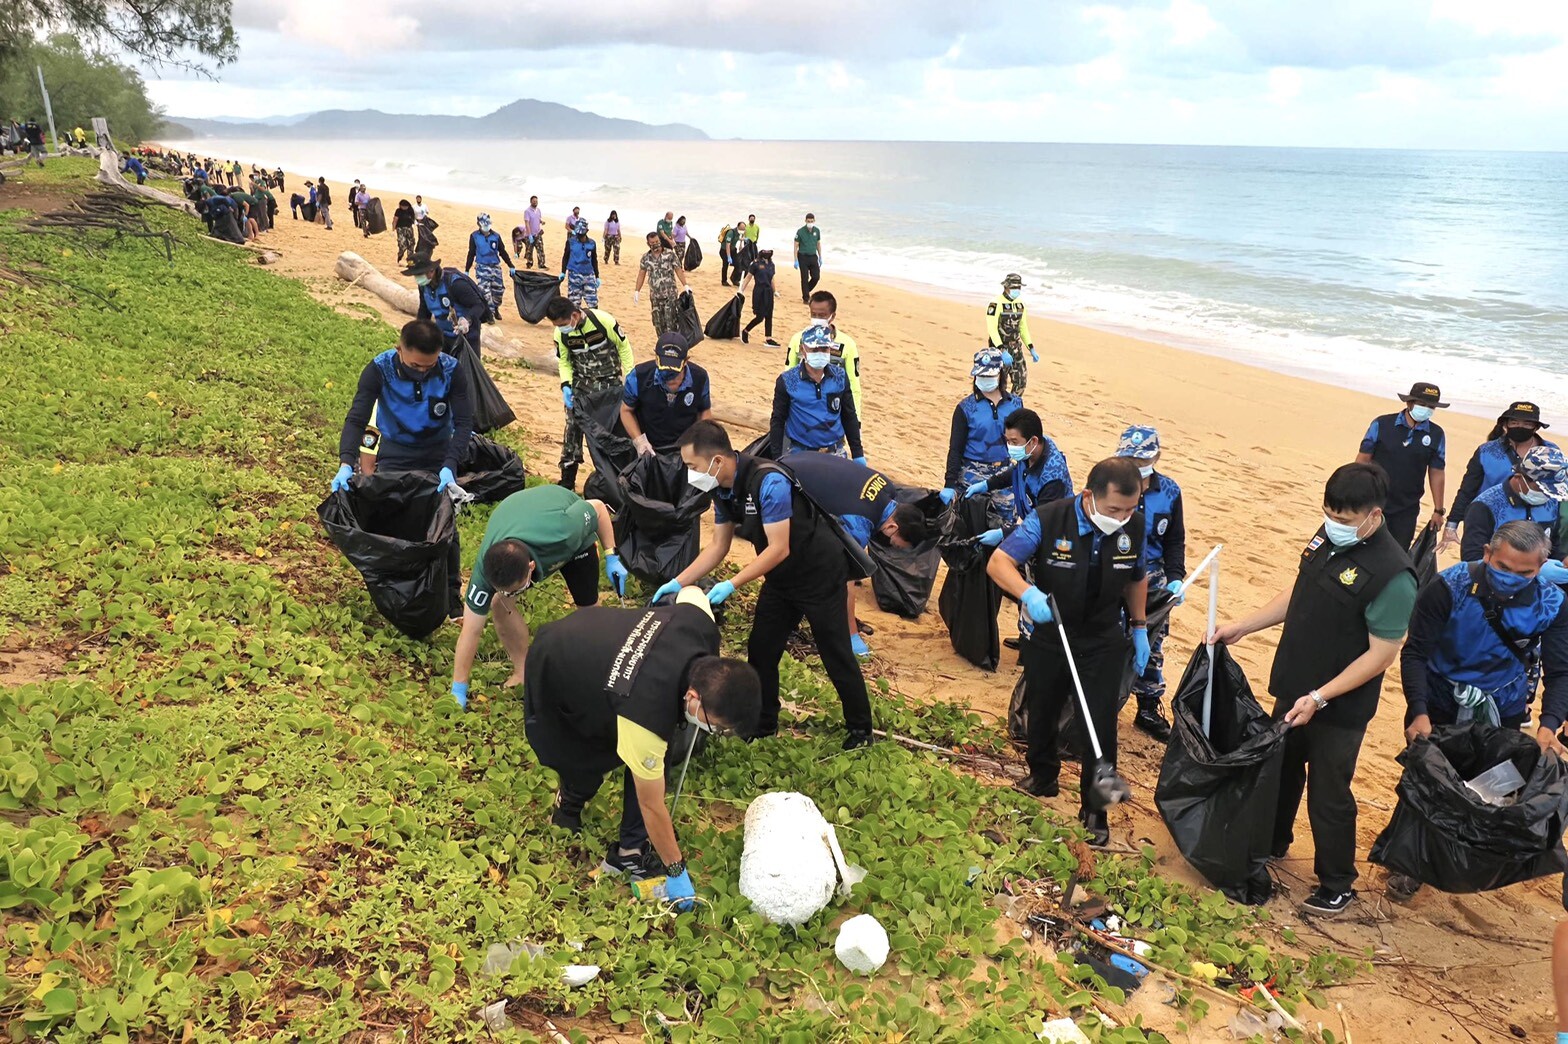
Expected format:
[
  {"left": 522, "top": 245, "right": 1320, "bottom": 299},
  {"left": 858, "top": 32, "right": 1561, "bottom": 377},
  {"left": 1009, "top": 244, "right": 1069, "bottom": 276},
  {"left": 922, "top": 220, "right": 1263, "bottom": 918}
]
[
  {"left": 1133, "top": 706, "right": 1172, "bottom": 743},
  {"left": 1300, "top": 887, "right": 1355, "bottom": 917},
  {"left": 1003, "top": 637, "right": 1021, "bottom": 650},
  {"left": 741, "top": 329, "right": 750, "bottom": 343},
  {"left": 598, "top": 844, "right": 653, "bottom": 879},
  {"left": 1385, "top": 873, "right": 1422, "bottom": 904},
  {"left": 1014, "top": 774, "right": 1059, "bottom": 798},
  {"left": 843, "top": 730, "right": 874, "bottom": 750},
  {"left": 1080, "top": 810, "right": 1110, "bottom": 848},
  {"left": 1245, "top": 874, "right": 1274, "bottom": 906},
  {"left": 550, "top": 800, "right": 582, "bottom": 833}
]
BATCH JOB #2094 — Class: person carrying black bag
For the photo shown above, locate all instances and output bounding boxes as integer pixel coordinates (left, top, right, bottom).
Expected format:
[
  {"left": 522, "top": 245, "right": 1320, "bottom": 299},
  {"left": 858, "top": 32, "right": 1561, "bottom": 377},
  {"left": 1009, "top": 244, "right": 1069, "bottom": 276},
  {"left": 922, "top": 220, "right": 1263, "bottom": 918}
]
[{"left": 1212, "top": 462, "right": 1417, "bottom": 917}]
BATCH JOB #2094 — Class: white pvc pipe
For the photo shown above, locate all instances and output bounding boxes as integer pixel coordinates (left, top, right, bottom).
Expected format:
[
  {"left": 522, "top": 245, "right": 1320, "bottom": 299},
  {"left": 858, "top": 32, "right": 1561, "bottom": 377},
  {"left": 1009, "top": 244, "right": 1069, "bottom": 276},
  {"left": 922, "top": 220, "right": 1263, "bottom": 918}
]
[{"left": 1202, "top": 554, "right": 1221, "bottom": 737}]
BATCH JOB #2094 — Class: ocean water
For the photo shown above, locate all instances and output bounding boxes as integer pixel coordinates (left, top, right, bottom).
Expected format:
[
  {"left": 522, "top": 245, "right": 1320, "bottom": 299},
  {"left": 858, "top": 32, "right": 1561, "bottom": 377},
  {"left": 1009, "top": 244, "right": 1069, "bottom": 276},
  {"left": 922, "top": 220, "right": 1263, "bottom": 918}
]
[{"left": 192, "top": 137, "right": 1568, "bottom": 415}]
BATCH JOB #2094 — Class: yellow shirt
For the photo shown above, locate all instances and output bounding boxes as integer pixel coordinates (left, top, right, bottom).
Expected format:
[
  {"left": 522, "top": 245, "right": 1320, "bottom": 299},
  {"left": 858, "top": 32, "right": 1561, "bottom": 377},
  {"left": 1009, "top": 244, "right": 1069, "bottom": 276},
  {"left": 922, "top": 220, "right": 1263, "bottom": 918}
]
[
  {"left": 614, "top": 587, "right": 715, "bottom": 781},
  {"left": 786, "top": 327, "right": 862, "bottom": 411}
]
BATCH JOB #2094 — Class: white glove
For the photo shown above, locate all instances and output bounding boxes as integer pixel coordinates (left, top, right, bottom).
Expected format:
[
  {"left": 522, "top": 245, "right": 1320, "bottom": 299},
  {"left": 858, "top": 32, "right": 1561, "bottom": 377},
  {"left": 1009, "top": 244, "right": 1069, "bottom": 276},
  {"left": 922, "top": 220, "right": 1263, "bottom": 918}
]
[
  {"left": 633, "top": 434, "right": 655, "bottom": 457},
  {"left": 454, "top": 316, "right": 471, "bottom": 334},
  {"left": 633, "top": 290, "right": 640, "bottom": 304}
]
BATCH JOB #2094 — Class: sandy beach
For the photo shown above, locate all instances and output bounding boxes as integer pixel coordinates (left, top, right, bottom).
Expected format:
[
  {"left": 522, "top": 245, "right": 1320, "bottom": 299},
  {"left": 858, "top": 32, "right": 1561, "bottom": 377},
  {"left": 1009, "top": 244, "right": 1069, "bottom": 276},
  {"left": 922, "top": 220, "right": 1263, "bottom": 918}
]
[{"left": 194, "top": 157, "right": 1557, "bottom": 1040}]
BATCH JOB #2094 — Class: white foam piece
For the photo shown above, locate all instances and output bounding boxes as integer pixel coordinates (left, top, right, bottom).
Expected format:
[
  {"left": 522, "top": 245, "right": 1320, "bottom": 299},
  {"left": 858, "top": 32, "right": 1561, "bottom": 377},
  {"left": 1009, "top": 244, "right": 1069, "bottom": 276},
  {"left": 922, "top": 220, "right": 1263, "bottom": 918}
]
[{"left": 834, "top": 914, "right": 890, "bottom": 975}]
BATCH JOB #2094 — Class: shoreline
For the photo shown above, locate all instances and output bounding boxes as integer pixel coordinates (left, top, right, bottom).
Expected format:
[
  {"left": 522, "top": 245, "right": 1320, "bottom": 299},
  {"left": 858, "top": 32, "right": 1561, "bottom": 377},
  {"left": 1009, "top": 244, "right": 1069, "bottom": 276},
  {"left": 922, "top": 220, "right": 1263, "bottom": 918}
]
[{"left": 153, "top": 138, "right": 1550, "bottom": 420}]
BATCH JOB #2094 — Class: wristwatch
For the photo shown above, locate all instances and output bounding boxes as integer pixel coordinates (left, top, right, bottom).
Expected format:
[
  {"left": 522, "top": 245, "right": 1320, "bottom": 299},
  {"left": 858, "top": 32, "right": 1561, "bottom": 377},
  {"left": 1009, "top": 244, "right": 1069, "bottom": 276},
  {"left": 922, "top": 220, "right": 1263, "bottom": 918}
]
[
  {"left": 1432, "top": 507, "right": 1447, "bottom": 516},
  {"left": 1308, "top": 690, "right": 1328, "bottom": 710},
  {"left": 664, "top": 859, "right": 687, "bottom": 878}
]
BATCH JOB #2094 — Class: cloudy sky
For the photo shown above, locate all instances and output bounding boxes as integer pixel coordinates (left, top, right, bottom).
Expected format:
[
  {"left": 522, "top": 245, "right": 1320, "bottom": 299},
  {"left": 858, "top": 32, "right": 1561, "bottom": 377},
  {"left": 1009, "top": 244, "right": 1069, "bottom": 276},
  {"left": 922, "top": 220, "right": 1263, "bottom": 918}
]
[{"left": 144, "top": 0, "right": 1568, "bottom": 148}]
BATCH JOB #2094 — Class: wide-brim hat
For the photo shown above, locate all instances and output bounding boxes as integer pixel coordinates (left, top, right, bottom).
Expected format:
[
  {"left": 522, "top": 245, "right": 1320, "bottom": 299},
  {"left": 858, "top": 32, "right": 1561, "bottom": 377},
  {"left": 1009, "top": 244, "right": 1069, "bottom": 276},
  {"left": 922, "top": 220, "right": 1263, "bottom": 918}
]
[
  {"left": 1520, "top": 445, "right": 1568, "bottom": 500},
  {"left": 1397, "top": 382, "right": 1448, "bottom": 408},
  {"left": 1002, "top": 272, "right": 1024, "bottom": 288},
  {"left": 1501, "top": 400, "right": 1549, "bottom": 428},
  {"left": 401, "top": 253, "right": 440, "bottom": 276}
]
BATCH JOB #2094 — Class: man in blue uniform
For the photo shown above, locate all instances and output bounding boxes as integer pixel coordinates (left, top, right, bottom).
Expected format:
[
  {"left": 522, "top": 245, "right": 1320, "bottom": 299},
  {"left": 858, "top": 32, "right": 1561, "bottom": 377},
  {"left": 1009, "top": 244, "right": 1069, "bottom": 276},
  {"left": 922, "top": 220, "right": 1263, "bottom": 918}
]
[
  {"left": 1356, "top": 382, "right": 1448, "bottom": 549},
  {"left": 404, "top": 252, "right": 492, "bottom": 356},
  {"left": 1213, "top": 463, "right": 1417, "bottom": 916},
  {"left": 768, "top": 325, "right": 864, "bottom": 461},
  {"left": 331, "top": 319, "right": 475, "bottom": 618},
  {"left": 1443, "top": 401, "right": 1557, "bottom": 551},
  {"left": 464, "top": 212, "right": 516, "bottom": 318},
  {"left": 941, "top": 349, "right": 1024, "bottom": 523},
  {"left": 1458, "top": 445, "right": 1568, "bottom": 562},
  {"left": 620, "top": 333, "right": 713, "bottom": 456},
  {"left": 986, "top": 458, "right": 1151, "bottom": 846},
  {"left": 1112, "top": 426, "right": 1187, "bottom": 742},
  {"left": 659, "top": 421, "right": 875, "bottom": 749},
  {"left": 560, "top": 218, "right": 602, "bottom": 309},
  {"left": 1389, "top": 520, "right": 1568, "bottom": 902}
]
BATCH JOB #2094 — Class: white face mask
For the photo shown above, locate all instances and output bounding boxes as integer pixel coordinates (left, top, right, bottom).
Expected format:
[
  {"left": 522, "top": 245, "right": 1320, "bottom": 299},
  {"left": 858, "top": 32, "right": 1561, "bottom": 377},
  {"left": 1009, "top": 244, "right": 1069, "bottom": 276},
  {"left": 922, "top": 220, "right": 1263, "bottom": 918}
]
[
  {"left": 1322, "top": 514, "right": 1366, "bottom": 547},
  {"left": 804, "top": 351, "right": 831, "bottom": 370},
  {"left": 555, "top": 324, "right": 574, "bottom": 335},
  {"left": 1087, "top": 494, "right": 1124, "bottom": 535},
  {"left": 975, "top": 376, "right": 1000, "bottom": 394},
  {"left": 1521, "top": 488, "right": 1550, "bottom": 506},
  {"left": 1138, "top": 465, "right": 1155, "bottom": 479},
  {"left": 686, "top": 458, "right": 720, "bottom": 492},
  {"left": 684, "top": 706, "right": 715, "bottom": 734},
  {"left": 809, "top": 317, "right": 831, "bottom": 328}
]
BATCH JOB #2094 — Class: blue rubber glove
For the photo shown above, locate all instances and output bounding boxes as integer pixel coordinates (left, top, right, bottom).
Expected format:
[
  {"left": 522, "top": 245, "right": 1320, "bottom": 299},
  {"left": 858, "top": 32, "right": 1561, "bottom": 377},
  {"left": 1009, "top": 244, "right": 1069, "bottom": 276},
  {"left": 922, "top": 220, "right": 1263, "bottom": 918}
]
[
  {"left": 793, "top": 260, "right": 799, "bottom": 269},
  {"left": 604, "top": 553, "right": 628, "bottom": 596},
  {"left": 508, "top": 267, "right": 517, "bottom": 276},
  {"left": 1000, "top": 350, "right": 1014, "bottom": 366},
  {"left": 451, "top": 681, "right": 469, "bottom": 710},
  {"left": 1539, "top": 560, "right": 1568, "bottom": 585},
  {"left": 557, "top": 273, "right": 565, "bottom": 282},
  {"left": 1028, "top": 346, "right": 1040, "bottom": 363},
  {"left": 562, "top": 385, "right": 574, "bottom": 409},
  {"left": 664, "top": 868, "right": 696, "bottom": 912},
  {"left": 1132, "top": 627, "right": 1151, "bottom": 675},
  {"left": 1166, "top": 579, "right": 1186, "bottom": 605},
  {"left": 939, "top": 488, "right": 956, "bottom": 505},
  {"left": 1020, "top": 586, "right": 1052, "bottom": 625},
  {"left": 966, "top": 480, "right": 989, "bottom": 497},
  {"left": 438, "top": 466, "right": 456, "bottom": 492},
  {"left": 708, "top": 580, "right": 735, "bottom": 606},
  {"left": 651, "top": 579, "right": 682, "bottom": 603},
  {"left": 853, "top": 456, "right": 867, "bottom": 467},
  {"left": 978, "top": 528, "right": 1004, "bottom": 547},
  {"left": 331, "top": 464, "right": 353, "bottom": 492}
]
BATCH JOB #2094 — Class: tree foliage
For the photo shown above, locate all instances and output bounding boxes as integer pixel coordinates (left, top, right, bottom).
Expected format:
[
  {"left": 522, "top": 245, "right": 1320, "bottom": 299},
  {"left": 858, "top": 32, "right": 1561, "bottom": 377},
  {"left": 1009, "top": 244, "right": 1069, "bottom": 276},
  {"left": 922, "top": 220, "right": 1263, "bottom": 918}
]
[
  {"left": 0, "top": 0, "right": 235, "bottom": 76},
  {"left": 0, "top": 35, "right": 165, "bottom": 144}
]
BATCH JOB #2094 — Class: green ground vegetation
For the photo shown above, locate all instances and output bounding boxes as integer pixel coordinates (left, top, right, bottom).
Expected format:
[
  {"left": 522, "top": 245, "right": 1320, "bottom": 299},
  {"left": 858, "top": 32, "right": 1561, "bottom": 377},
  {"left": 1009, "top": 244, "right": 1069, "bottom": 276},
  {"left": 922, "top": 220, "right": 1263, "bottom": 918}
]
[{"left": 0, "top": 159, "right": 1355, "bottom": 1042}]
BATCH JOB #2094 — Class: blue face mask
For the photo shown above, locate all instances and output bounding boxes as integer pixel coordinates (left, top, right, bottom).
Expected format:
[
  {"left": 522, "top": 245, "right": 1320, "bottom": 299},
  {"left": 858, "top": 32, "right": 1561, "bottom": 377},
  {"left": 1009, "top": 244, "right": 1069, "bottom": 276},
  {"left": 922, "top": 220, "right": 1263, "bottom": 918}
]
[
  {"left": 974, "top": 376, "right": 1000, "bottom": 394},
  {"left": 1006, "top": 288, "right": 1021, "bottom": 301},
  {"left": 1409, "top": 405, "right": 1434, "bottom": 423},
  {"left": 1322, "top": 514, "right": 1365, "bottom": 547},
  {"left": 1487, "top": 565, "right": 1534, "bottom": 598},
  {"left": 1007, "top": 441, "right": 1031, "bottom": 462}
]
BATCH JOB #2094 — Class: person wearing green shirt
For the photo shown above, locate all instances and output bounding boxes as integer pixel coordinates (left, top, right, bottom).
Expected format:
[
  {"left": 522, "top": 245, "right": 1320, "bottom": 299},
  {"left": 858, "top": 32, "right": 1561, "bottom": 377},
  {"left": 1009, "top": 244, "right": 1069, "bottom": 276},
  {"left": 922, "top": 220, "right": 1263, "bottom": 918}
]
[
  {"left": 793, "top": 212, "right": 823, "bottom": 304},
  {"left": 449, "top": 485, "right": 630, "bottom": 708},
  {"left": 719, "top": 223, "right": 743, "bottom": 287},
  {"left": 657, "top": 212, "right": 675, "bottom": 242}
]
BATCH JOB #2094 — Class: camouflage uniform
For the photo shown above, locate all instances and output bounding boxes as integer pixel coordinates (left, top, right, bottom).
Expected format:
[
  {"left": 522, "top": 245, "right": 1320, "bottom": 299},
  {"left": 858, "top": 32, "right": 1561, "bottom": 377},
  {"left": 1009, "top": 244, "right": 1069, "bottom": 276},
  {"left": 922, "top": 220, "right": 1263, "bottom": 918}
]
[
  {"left": 640, "top": 248, "right": 682, "bottom": 335},
  {"left": 986, "top": 290, "right": 1036, "bottom": 396},
  {"left": 556, "top": 310, "right": 635, "bottom": 487}
]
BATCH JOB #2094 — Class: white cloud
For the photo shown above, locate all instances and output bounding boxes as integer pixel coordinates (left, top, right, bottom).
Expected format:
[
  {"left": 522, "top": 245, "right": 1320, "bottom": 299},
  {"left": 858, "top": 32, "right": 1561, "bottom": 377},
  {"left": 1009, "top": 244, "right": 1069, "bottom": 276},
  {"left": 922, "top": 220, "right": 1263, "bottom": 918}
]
[
  {"left": 1267, "top": 66, "right": 1304, "bottom": 104},
  {"left": 1167, "top": 0, "right": 1218, "bottom": 47}
]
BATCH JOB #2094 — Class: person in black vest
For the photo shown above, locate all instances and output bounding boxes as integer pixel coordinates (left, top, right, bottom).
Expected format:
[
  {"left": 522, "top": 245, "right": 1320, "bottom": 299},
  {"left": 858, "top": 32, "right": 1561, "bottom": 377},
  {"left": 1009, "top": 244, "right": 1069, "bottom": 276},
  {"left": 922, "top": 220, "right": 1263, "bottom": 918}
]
[
  {"left": 656, "top": 421, "right": 875, "bottom": 748},
  {"left": 620, "top": 333, "right": 713, "bottom": 456},
  {"left": 524, "top": 588, "right": 760, "bottom": 908},
  {"left": 1212, "top": 462, "right": 1417, "bottom": 916},
  {"left": 987, "top": 457, "right": 1151, "bottom": 847},
  {"left": 1355, "top": 381, "right": 1448, "bottom": 549}
]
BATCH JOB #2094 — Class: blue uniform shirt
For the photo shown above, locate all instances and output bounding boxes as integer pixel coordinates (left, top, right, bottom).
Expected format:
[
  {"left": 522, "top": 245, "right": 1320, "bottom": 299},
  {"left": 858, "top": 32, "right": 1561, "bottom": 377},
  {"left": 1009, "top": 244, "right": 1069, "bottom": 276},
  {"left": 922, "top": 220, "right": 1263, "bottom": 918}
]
[
  {"left": 945, "top": 392, "right": 1024, "bottom": 486},
  {"left": 469, "top": 229, "right": 504, "bottom": 267},
  {"left": 1141, "top": 473, "right": 1186, "bottom": 578},
  {"left": 714, "top": 473, "right": 792, "bottom": 526},
  {"left": 770, "top": 363, "right": 861, "bottom": 455},
  {"left": 999, "top": 496, "right": 1147, "bottom": 583},
  {"left": 1361, "top": 412, "right": 1446, "bottom": 515},
  {"left": 989, "top": 437, "right": 1073, "bottom": 524},
  {"left": 1460, "top": 482, "right": 1562, "bottom": 562}
]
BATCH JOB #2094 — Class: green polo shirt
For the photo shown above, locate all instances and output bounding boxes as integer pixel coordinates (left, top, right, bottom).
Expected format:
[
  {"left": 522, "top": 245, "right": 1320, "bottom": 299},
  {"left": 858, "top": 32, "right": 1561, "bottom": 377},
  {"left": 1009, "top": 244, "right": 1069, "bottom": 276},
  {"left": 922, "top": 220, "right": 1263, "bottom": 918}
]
[
  {"left": 657, "top": 218, "right": 674, "bottom": 237},
  {"left": 464, "top": 486, "right": 599, "bottom": 614},
  {"left": 795, "top": 225, "right": 821, "bottom": 256},
  {"left": 1327, "top": 544, "right": 1418, "bottom": 640}
]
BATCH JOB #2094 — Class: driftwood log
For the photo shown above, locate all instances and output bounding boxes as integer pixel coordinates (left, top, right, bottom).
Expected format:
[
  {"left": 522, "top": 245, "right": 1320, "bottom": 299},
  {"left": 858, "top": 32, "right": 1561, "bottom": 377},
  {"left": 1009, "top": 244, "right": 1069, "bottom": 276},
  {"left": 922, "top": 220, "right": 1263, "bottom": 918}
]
[
  {"left": 331, "top": 250, "right": 771, "bottom": 432},
  {"left": 95, "top": 149, "right": 197, "bottom": 216}
]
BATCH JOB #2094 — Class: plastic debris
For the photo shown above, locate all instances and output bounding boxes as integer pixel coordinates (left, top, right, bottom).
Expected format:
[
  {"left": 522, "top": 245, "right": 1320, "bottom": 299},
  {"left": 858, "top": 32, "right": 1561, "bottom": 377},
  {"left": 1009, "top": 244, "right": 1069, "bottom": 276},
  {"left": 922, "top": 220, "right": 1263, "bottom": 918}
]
[
  {"left": 1037, "top": 1017, "right": 1091, "bottom": 1043},
  {"left": 479, "top": 1000, "right": 509, "bottom": 1032},
  {"left": 480, "top": 940, "right": 546, "bottom": 977},
  {"left": 834, "top": 914, "right": 890, "bottom": 974},
  {"left": 1228, "top": 1009, "right": 1268, "bottom": 1039},
  {"left": 740, "top": 792, "right": 864, "bottom": 925},
  {"left": 559, "top": 965, "right": 600, "bottom": 987}
]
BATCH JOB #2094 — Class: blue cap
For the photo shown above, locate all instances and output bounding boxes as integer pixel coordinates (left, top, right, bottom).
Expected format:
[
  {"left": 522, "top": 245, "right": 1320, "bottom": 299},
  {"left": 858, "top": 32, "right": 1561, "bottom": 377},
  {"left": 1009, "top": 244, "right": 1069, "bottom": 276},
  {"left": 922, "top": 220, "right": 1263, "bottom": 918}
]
[
  {"left": 971, "top": 349, "right": 1004, "bottom": 377},
  {"left": 800, "top": 325, "right": 835, "bottom": 351},
  {"left": 1116, "top": 426, "right": 1161, "bottom": 460},
  {"left": 573, "top": 218, "right": 589, "bottom": 235},
  {"left": 1520, "top": 445, "right": 1568, "bottom": 500},
  {"left": 476, "top": 212, "right": 492, "bottom": 225}
]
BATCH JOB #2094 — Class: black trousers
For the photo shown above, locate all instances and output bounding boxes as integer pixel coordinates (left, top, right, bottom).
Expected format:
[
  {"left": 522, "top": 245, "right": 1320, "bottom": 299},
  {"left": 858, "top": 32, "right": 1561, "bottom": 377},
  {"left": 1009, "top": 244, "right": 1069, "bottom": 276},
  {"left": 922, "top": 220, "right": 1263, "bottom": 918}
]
[
  {"left": 1385, "top": 506, "right": 1420, "bottom": 551},
  {"left": 748, "top": 547, "right": 871, "bottom": 734},
  {"left": 1271, "top": 718, "right": 1368, "bottom": 893},
  {"left": 744, "top": 302, "right": 774, "bottom": 338},
  {"left": 557, "top": 763, "right": 648, "bottom": 853},
  {"left": 375, "top": 439, "right": 461, "bottom": 613},
  {"left": 799, "top": 254, "right": 821, "bottom": 301},
  {"left": 1020, "top": 628, "right": 1127, "bottom": 811},
  {"left": 556, "top": 545, "right": 602, "bottom": 607}
]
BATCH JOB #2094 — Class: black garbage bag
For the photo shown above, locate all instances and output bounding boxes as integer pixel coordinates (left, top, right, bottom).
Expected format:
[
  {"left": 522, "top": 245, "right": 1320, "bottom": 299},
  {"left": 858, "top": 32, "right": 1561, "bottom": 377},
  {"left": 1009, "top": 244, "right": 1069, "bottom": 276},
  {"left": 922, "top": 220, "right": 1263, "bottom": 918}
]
[
  {"left": 316, "top": 472, "right": 458, "bottom": 639},
  {"left": 870, "top": 485, "right": 944, "bottom": 618},
  {"left": 451, "top": 337, "right": 516, "bottom": 433},
  {"left": 684, "top": 237, "right": 703, "bottom": 271},
  {"left": 416, "top": 217, "right": 439, "bottom": 252},
  {"left": 616, "top": 452, "right": 714, "bottom": 584},
  {"left": 739, "top": 433, "right": 777, "bottom": 460},
  {"left": 704, "top": 293, "right": 744, "bottom": 340},
  {"left": 513, "top": 269, "right": 563, "bottom": 324},
  {"left": 301, "top": 201, "right": 317, "bottom": 223},
  {"left": 1154, "top": 644, "right": 1290, "bottom": 901},
  {"left": 363, "top": 198, "right": 387, "bottom": 235},
  {"left": 1409, "top": 523, "right": 1439, "bottom": 589},
  {"left": 575, "top": 385, "right": 636, "bottom": 510},
  {"left": 937, "top": 493, "right": 1005, "bottom": 670},
  {"left": 455, "top": 434, "right": 527, "bottom": 504},
  {"left": 676, "top": 292, "right": 705, "bottom": 350},
  {"left": 1369, "top": 722, "right": 1568, "bottom": 893}
]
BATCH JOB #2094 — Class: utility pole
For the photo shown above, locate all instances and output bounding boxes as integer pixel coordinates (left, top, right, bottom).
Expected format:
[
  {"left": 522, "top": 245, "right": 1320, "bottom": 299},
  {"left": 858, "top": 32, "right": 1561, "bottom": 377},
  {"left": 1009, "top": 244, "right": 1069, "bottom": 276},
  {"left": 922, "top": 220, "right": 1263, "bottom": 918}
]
[{"left": 37, "top": 65, "right": 60, "bottom": 154}]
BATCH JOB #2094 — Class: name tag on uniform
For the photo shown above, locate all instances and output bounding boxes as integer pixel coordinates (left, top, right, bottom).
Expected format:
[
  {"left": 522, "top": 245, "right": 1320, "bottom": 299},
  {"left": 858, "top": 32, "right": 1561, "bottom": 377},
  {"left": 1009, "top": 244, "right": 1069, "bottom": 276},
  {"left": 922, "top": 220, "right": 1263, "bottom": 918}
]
[{"left": 1111, "top": 562, "right": 1133, "bottom": 570}]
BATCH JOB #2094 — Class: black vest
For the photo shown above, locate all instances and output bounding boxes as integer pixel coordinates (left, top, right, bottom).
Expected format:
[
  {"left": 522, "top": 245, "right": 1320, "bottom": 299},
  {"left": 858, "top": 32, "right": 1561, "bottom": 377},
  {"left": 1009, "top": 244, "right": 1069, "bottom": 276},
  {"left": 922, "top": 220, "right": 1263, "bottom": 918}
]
[
  {"left": 1268, "top": 523, "right": 1413, "bottom": 727},
  {"left": 630, "top": 360, "right": 709, "bottom": 450},
  {"left": 1025, "top": 495, "right": 1145, "bottom": 641},
  {"left": 730, "top": 454, "right": 821, "bottom": 558},
  {"left": 1366, "top": 412, "right": 1444, "bottom": 514},
  {"left": 525, "top": 604, "right": 719, "bottom": 773},
  {"left": 777, "top": 452, "right": 894, "bottom": 524}
]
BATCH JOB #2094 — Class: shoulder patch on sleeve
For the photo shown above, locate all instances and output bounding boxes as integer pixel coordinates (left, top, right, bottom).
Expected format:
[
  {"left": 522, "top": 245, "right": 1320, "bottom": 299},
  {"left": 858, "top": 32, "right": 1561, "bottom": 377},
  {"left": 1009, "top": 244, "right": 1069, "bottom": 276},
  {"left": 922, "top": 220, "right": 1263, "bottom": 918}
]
[{"left": 986, "top": 303, "right": 998, "bottom": 315}]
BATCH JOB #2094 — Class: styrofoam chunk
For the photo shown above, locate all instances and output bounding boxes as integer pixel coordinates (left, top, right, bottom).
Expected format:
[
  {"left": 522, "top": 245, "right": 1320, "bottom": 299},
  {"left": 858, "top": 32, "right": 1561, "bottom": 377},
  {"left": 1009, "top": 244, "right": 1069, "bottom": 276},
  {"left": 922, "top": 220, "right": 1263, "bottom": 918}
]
[
  {"left": 834, "top": 914, "right": 890, "bottom": 974},
  {"left": 739, "top": 793, "right": 842, "bottom": 925},
  {"left": 1037, "top": 1017, "right": 1091, "bottom": 1043}
]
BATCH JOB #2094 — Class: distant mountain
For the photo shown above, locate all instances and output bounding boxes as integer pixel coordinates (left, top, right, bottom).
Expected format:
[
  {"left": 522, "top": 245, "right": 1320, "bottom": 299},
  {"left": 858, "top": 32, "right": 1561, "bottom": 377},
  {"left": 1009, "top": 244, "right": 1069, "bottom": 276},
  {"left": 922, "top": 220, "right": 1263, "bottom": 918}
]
[{"left": 159, "top": 99, "right": 707, "bottom": 142}]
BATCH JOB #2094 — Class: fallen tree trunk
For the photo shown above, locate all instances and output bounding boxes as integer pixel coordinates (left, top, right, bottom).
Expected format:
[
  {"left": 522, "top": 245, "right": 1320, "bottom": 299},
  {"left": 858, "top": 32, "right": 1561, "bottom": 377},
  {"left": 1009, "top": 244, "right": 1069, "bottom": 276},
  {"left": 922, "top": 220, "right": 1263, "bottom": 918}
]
[
  {"left": 95, "top": 150, "right": 197, "bottom": 216},
  {"left": 332, "top": 251, "right": 770, "bottom": 431}
]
